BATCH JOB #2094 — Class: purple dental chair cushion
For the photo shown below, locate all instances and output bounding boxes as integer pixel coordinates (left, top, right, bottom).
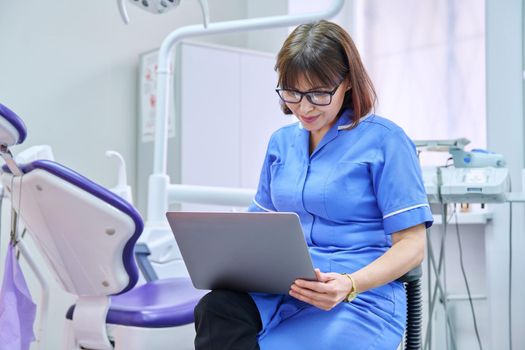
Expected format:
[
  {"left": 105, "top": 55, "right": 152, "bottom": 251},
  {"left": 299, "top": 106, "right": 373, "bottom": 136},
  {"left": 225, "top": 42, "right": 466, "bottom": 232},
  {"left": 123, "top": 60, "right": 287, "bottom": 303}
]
[
  {"left": 66, "top": 278, "right": 206, "bottom": 327},
  {"left": 0, "top": 104, "right": 27, "bottom": 144}
]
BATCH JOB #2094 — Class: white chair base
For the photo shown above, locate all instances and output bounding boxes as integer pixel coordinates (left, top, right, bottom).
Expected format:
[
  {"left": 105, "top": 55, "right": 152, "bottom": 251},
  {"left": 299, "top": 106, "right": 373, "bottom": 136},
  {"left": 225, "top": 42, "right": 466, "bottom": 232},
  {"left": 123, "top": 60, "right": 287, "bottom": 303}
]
[{"left": 63, "top": 320, "right": 196, "bottom": 350}]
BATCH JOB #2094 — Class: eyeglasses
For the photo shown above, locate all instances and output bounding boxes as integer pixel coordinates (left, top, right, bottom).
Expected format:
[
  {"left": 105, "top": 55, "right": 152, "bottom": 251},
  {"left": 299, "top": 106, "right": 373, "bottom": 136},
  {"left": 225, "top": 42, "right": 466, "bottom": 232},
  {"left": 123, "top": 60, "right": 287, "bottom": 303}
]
[{"left": 275, "top": 82, "right": 342, "bottom": 106}]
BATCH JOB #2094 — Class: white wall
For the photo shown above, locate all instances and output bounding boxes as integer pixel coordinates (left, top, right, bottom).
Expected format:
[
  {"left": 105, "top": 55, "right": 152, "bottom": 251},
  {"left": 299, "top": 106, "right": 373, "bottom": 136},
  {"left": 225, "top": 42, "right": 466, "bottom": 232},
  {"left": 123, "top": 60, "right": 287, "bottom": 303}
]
[
  {"left": 288, "top": 0, "right": 354, "bottom": 33},
  {"left": 0, "top": 0, "right": 248, "bottom": 193},
  {"left": 245, "top": 0, "right": 289, "bottom": 53},
  {"left": 244, "top": 1, "right": 355, "bottom": 54}
]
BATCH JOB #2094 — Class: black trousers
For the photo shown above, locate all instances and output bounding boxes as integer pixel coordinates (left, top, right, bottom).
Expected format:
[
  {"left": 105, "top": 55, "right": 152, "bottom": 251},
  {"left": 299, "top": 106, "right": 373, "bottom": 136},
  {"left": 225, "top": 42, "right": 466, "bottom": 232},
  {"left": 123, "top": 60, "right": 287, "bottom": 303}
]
[{"left": 194, "top": 289, "right": 263, "bottom": 350}]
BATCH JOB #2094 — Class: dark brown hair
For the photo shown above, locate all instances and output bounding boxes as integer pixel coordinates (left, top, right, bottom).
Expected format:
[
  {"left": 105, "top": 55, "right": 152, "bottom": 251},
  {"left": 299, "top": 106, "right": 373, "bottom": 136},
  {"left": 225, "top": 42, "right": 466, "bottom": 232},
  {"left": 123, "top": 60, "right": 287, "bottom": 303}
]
[{"left": 275, "top": 20, "right": 376, "bottom": 128}]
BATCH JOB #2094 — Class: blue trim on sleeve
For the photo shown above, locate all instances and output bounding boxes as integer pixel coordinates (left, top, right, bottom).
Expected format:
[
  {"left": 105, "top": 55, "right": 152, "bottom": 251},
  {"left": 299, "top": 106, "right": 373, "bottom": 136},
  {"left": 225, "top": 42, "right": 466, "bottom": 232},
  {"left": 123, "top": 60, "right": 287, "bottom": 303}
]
[{"left": 383, "top": 206, "right": 433, "bottom": 235}]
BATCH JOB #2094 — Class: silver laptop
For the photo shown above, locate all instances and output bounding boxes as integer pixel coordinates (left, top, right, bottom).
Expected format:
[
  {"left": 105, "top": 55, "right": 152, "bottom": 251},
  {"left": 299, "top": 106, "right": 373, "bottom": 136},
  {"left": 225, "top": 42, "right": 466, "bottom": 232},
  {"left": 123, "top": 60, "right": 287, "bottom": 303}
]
[{"left": 165, "top": 211, "right": 316, "bottom": 294}]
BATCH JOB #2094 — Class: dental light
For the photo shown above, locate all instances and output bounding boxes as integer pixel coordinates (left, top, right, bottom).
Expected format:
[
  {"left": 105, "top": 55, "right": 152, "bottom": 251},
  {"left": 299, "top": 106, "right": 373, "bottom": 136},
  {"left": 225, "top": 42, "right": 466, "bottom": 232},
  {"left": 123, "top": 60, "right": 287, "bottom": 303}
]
[{"left": 117, "top": 0, "right": 209, "bottom": 27}]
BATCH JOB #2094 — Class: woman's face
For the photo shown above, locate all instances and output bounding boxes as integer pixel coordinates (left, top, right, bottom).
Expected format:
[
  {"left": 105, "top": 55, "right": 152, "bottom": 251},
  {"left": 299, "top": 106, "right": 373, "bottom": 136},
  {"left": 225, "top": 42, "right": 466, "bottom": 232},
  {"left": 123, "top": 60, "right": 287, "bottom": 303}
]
[{"left": 285, "top": 75, "right": 349, "bottom": 138}]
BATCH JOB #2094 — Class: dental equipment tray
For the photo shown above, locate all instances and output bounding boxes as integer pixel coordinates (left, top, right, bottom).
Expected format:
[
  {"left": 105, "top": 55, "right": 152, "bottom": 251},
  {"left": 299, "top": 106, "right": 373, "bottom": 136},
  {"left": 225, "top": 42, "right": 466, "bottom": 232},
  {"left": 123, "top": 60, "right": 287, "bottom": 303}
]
[{"left": 166, "top": 211, "right": 316, "bottom": 294}]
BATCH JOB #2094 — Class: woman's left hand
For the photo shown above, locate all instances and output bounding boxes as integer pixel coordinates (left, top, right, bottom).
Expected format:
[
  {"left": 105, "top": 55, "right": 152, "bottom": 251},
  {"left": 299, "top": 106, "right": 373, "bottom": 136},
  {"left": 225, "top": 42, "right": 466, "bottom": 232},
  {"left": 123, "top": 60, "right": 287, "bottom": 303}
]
[{"left": 289, "top": 268, "right": 353, "bottom": 311}]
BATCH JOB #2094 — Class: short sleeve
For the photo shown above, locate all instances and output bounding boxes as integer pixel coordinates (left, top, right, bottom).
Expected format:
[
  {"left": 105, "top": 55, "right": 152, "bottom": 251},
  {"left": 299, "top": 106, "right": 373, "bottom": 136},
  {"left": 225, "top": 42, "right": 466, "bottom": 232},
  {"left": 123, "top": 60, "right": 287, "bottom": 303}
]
[
  {"left": 247, "top": 135, "right": 278, "bottom": 213},
  {"left": 371, "top": 129, "right": 433, "bottom": 234}
]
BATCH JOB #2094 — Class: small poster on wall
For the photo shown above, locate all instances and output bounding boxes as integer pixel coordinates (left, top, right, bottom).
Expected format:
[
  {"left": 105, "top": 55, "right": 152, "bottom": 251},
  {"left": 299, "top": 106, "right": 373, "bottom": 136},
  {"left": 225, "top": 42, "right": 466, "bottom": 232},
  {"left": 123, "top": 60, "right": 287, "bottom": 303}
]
[{"left": 139, "top": 50, "right": 175, "bottom": 142}]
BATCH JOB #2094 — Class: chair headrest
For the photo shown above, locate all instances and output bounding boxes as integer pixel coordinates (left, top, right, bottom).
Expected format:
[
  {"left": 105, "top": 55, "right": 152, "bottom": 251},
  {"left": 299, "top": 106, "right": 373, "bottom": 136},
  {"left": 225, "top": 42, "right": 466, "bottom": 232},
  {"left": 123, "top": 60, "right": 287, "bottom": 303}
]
[{"left": 0, "top": 104, "right": 27, "bottom": 147}]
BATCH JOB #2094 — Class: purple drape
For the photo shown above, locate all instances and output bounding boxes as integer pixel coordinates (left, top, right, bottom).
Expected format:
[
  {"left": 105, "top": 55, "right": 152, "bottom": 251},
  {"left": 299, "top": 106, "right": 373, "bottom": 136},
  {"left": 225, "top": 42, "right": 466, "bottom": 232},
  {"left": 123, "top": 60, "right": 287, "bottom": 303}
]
[{"left": 0, "top": 243, "right": 36, "bottom": 350}]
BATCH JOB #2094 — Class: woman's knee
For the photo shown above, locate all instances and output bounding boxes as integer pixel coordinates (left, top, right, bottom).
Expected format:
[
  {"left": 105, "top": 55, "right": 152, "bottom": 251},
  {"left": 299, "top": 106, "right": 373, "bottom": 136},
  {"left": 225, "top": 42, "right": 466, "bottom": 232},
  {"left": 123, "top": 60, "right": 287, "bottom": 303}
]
[{"left": 194, "top": 289, "right": 243, "bottom": 318}]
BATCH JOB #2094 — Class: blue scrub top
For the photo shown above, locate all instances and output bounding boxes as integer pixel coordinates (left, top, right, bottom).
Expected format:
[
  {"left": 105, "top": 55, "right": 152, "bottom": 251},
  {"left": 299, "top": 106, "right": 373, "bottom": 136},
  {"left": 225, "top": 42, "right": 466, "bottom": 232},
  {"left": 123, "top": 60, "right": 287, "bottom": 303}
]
[{"left": 248, "top": 109, "right": 433, "bottom": 350}]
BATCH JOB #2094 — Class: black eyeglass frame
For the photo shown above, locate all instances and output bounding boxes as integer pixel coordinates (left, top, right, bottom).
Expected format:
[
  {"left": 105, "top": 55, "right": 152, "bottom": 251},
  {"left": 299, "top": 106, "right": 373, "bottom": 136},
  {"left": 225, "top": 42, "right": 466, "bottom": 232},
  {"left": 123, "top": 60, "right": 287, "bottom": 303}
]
[{"left": 275, "top": 81, "right": 344, "bottom": 107}]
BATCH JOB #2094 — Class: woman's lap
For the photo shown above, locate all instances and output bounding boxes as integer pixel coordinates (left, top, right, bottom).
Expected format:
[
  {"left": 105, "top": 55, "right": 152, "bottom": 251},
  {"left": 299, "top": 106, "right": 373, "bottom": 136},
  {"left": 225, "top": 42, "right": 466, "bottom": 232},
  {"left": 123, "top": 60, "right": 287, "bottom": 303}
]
[{"left": 255, "top": 287, "right": 406, "bottom": 350}]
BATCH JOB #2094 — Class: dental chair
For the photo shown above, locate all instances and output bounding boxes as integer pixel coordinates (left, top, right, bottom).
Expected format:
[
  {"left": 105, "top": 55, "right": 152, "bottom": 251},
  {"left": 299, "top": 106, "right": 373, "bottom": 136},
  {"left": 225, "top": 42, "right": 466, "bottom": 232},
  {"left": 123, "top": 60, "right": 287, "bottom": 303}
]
[{"left": 0, "top": 103, "right": 205, "bottom": 350}]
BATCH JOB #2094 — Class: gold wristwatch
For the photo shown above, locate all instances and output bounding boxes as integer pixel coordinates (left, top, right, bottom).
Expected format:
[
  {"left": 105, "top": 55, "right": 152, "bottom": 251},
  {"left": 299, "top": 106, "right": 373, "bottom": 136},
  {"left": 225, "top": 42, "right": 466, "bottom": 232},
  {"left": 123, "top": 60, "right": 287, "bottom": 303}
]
[{"left": 342, "top": 273, "right": 359, "bottom": 302}]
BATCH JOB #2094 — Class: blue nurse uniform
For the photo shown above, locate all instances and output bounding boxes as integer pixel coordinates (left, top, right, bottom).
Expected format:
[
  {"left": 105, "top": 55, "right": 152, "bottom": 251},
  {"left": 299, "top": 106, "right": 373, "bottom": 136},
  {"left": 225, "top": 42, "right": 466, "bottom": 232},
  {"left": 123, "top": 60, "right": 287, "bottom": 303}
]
[{"left": 247, "top": 109, "right": 433, "bottom": 350}]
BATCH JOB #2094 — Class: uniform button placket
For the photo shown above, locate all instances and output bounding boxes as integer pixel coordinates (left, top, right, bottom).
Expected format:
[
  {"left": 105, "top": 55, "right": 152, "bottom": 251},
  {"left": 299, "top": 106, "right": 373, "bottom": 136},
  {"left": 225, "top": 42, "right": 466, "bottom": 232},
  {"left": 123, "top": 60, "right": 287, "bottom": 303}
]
[{"left": 300, "top": 159, "right": 315, "bottom": 245}]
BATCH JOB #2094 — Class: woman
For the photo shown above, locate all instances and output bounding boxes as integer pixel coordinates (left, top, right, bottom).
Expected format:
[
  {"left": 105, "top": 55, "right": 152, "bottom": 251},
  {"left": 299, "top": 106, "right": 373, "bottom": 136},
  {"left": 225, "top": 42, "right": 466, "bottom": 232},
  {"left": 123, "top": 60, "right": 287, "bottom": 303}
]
[{"left": 194, "top": 20, "right": 432, "bottom": 350}]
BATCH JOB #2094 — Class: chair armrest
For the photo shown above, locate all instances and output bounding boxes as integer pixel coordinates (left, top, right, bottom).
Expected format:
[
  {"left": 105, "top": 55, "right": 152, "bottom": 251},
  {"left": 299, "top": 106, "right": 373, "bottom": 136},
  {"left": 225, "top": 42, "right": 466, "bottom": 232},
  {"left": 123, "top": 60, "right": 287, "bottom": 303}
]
[{"left": 135, "top": 243, "right": 159, "bottom": 282}]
